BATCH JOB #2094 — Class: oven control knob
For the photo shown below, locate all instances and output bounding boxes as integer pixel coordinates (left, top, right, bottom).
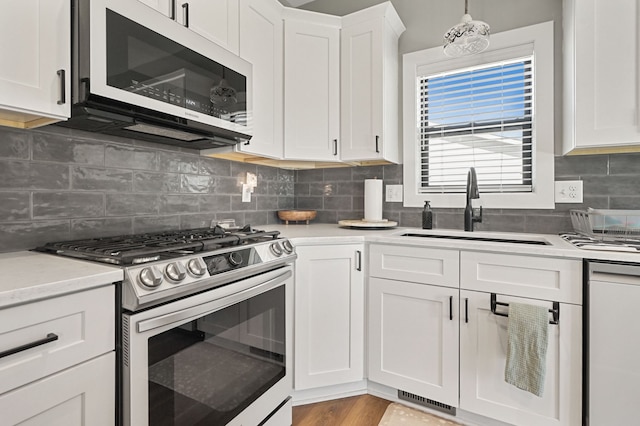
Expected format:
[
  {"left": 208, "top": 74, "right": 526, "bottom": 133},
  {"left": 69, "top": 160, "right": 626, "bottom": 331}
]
[
  {"left": 282, "top": 239, "right": 294, "bottom": 254},
  {"left": 139, "top": 266, "right": 163, "bottom": 289},
  {"left": 228, "top": 251, "right": 243, "bottom": 267},
  {"left": 187, "top": 258, "right": 207, "bottom": 277},
  {"left": 165, "top": 262, "right": 187, "bottom": 282},
  {"left": 270, "top": 242, "right": 283, "bottom": 257}
]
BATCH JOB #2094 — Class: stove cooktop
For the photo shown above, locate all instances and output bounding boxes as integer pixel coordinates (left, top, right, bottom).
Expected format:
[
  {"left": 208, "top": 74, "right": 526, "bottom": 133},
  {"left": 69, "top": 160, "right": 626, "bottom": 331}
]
[
  {"left": 35, "top": 225, "right": 297, "bottom": 311},
  {"left": 35, "top": 225, "right": 281, "bottom": 266}
]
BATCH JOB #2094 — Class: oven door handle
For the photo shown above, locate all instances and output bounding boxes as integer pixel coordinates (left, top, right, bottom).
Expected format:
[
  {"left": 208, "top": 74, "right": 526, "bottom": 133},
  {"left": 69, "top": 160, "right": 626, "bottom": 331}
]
[{"left": 136, "top": 268, "right": 292, "bottom": 333}]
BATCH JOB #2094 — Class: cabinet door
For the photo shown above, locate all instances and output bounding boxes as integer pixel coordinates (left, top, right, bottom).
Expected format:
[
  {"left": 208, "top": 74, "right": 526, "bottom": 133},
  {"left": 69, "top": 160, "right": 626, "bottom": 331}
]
[
  {"left": 0, "top": 0, "right": 70, "bottom": 126},
  {"left": 368, "top": 277, "right": 459, "bottom": 407},
  {"left": 137, "top": 0, "right": 173, "bottom": 17},
  {"left": 177, "top": 0, "right": 240, "bottom": 54},
  {"left": 340, "top": 4, "right": 404, "bottom": 163},
  {"left": 564, "top": 0, "right": 640, "bottom": 152},
  {"left": 283, "top": 16, "right": 341, "bottom": 161},
  {"left": 0, "top": 352, "right": 115, "bottom": 426},
  {"left": 340, "top": 18, "right": 384, "bottom": 161},
  {"left": 459, "top": 290, "right": 582, "bottom": 426},
  {"left": 237, "top": 0, "right": 284, "bottom": 159},
  {"left": 294, "top": 244, "right": 364, "bottom": 390}
]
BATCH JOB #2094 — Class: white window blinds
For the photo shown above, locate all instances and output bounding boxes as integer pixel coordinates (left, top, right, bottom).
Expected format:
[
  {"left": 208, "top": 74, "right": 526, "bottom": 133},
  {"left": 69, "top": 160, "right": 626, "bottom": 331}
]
[{"left": 419, "top": 57, "right": 533, "bottom": 194}]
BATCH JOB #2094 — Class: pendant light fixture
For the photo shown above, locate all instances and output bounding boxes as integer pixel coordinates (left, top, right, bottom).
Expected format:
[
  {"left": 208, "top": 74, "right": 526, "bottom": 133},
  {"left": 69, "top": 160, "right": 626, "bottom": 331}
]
[{"left": 443, "top": 0, "right": 490, "bottom": 57}]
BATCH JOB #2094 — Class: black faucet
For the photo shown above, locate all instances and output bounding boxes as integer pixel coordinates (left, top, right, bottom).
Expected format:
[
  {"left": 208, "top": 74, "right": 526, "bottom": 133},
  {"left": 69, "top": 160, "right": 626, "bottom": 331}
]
[{"left": 464, "top": 167, "right": 482, "bottom": 231}]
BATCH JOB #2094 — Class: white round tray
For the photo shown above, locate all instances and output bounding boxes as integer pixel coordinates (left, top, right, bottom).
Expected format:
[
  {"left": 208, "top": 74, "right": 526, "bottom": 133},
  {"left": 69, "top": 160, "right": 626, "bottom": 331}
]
[{"left": 338, "top": 219, "right": 398, "bottom": 229}]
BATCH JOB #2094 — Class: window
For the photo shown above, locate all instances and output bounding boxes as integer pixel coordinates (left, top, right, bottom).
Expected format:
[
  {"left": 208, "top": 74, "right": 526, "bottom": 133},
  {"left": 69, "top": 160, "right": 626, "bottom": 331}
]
[{"left": 403, "top": 22, "right": 554, "bottom": 209}]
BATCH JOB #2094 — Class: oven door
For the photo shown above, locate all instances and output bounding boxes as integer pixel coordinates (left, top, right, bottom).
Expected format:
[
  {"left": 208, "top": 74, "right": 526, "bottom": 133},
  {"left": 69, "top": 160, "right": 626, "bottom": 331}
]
[{"left": 123, "top": 266, "right": 292, "bottom": 426}]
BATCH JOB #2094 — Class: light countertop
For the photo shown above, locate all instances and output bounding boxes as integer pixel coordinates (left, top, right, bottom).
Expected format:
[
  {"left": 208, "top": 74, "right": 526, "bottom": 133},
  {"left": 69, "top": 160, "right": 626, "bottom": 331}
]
[
  {"left": 3, "top": 224, "right": 639, "bottom": 309},
  {"left": 0, "top": 251, "right": 123, "bottom": 309},
  {"left": 267, "top": 223, "right": 640, "bottom": 263}
]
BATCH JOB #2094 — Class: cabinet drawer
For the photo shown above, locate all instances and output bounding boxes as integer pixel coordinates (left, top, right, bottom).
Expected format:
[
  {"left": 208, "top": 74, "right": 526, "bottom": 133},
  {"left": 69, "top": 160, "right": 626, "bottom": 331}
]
[
  {"left": 0, "top": 352, "right": 114, "bottom": 426},
  {"left": 460, "top": 252, "right": 582, "bottom": 304},
  {"left": 369, "top": 244, "right": 459, "bottom": 288},
  {"left": 0, "top": 285, "right": 114, "bottom": 394}
]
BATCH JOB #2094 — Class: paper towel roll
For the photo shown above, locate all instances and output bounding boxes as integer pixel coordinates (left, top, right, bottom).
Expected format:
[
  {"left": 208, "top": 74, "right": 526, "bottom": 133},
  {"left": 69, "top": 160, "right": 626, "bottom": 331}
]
[{"left": 364, "top": 179, "right": 383, "bottom": 222}]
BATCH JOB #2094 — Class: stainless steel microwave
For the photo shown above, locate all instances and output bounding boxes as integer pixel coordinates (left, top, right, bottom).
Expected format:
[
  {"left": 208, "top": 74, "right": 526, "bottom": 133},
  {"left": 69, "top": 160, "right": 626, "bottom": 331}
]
[{"left": 59, "top": 0, "right": 253, "bottom": 149}]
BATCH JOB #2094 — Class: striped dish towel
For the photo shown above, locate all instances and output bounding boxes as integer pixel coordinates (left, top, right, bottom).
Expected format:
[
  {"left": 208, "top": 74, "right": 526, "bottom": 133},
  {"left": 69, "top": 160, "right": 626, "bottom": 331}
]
[{"left": 504, "top": 302, "right": 549, "bottom": 397}]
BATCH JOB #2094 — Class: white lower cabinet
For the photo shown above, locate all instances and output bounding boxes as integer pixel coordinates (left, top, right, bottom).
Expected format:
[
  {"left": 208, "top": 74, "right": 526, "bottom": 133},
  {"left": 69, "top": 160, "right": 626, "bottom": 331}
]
[
  {"left": 0, "top": 285, "right": 115, "bottom": 425},
  {"left": 459, "top": 290, "right": 583, "bottom": 426},
  {"left": 368, "top": 277, "right": 459, "bottom": 407},
  {"left": 294, "top": 244, "right": 364, "bottom": 390},
  {"left": 0, "top": 352, "right": 115, "bottom": 426},
  {"left": 366, "top": 243, "right": 583, "bottom": 425}
]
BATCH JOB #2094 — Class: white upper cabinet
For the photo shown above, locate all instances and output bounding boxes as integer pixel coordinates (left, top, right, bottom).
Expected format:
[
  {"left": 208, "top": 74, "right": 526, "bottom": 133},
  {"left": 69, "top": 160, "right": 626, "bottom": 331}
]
[
  {"left": 563, "top": 0, "right": 640, "bottom": 154},
  {"left": 340, "top": 3, "right": 405, "bottom": 163},
  {"left": 283, "top": 9, "right": 341, "bottom": 162},
  {"left": 138, "top": 0, "right": 240, "bottom": 54},
  {"left": 177, "top": 0, "right": 240, "bottom": 55},
  {"left": 0, "top": 0, "right": 70, "bottom": 129},
  {"left": 137, "top": 0, "right": 172, "bottom": 17},
  {"left": 237, "top": 0, "right": 284, "bottom": 159}
]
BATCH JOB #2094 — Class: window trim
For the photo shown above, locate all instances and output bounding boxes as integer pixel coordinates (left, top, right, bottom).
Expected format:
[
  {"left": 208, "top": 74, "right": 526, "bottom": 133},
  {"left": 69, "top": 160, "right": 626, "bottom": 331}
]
[{"left": 402, "top": 21, "right": 555, "bottom": 209}]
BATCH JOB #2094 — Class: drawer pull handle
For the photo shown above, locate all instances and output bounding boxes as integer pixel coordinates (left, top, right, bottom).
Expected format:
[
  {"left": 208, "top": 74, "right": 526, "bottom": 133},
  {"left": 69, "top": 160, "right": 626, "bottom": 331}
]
[
  {"left": 0, "top": 333, "right": 59, "bottom": 359},
  {"left": 170, "top": 0, "right": 176, "bottom": 20},
  {"left": 449, "top": 295, "right": 453, "bottom": 321},
  {"left": 490, "top": 293, "right": 559, "bottom": 325}
]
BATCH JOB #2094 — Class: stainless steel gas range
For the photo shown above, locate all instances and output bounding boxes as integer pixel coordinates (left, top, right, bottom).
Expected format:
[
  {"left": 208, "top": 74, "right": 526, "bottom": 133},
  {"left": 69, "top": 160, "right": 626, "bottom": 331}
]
[{"left": 36, "top": 225, "right": 296, "bottom": 426}]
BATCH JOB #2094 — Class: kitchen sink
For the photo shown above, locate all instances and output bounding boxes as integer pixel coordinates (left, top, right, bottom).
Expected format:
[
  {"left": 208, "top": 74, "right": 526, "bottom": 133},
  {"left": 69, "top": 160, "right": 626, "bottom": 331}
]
[{"left": 400, "top": 232, "right": 550, "bottom": 245}]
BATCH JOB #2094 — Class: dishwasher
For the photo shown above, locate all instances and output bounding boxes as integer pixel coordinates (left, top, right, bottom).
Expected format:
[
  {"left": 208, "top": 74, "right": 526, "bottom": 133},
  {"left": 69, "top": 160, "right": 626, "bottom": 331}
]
[{"left": 586, "top": 260, "right": 640, "bottom": 426}]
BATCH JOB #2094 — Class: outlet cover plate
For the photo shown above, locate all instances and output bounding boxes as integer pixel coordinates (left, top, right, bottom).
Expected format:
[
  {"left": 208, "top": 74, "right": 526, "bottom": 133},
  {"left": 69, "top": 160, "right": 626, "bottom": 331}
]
[
  {"left": 555, "top": 180, "right": 583, "bottom": 203},
  {"left": 386, "top": 184, "right": 403, "bottom": 202}
]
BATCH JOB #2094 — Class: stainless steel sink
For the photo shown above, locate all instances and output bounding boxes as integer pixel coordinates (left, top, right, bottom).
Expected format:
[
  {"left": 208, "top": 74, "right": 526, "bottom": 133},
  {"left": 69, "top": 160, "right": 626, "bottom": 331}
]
[{"left": 400, "top": 232, "right": 550, "bottom": 245}]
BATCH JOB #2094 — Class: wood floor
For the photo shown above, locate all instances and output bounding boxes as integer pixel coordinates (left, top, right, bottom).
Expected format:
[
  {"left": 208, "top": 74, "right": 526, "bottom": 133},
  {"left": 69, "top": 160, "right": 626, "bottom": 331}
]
[{"left": 292, "top": 394, "right": 392, "bottom": 426}]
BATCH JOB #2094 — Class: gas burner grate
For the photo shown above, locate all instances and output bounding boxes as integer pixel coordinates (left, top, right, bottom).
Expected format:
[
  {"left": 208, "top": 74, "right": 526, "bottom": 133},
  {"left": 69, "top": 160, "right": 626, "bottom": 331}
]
[{"left": 34, "top": 225, "right": 280, "bottom": 265}]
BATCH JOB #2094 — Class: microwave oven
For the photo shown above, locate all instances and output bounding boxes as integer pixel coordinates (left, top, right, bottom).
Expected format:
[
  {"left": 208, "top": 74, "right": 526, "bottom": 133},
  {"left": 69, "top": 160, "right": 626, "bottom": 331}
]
[{"left": 59, "top": 0, "right": 253, "bottom": 149}]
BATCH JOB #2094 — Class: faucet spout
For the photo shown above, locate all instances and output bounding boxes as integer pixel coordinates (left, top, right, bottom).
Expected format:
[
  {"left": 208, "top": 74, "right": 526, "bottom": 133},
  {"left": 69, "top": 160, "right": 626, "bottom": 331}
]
[{"left": 464, "top": 167, "right": 482, "bottom": 231}]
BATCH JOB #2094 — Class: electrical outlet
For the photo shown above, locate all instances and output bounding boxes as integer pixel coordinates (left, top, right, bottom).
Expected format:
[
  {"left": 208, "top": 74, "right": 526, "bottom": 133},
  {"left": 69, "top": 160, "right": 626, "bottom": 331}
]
[
  {"left": 241, "top": 184, "right": 252, "bottom": 202},
  {"left": 385, "top": 184, "right": 403, "bottom": 202},
  {"left": 555, "top": 180, "right": 583, "bottom": 203}
]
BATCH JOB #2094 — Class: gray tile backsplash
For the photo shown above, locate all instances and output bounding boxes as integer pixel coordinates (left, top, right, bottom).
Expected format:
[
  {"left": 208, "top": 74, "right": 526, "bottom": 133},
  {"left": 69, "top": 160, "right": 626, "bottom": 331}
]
[
  {"left": 2, "top": 124, "right": 640, "bottom": 253},
  {"left": 296, "top": 154, "right": 640, "bottom": 235},
  {"left": 0, "top": 126, "right": 294, "bottom": 252}
]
